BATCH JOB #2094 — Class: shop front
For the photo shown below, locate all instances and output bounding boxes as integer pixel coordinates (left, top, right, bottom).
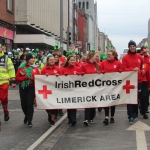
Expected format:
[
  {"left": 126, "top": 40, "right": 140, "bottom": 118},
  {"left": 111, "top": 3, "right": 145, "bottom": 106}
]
[{"left": 0, "top": 26, "right": 14, "bottom": 52}]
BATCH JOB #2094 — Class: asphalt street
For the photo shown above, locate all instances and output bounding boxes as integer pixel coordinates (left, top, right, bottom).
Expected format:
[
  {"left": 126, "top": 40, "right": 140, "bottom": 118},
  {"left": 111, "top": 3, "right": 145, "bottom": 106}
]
[{"left": 0, "top": 89, "right": 150, "bottom": 150}]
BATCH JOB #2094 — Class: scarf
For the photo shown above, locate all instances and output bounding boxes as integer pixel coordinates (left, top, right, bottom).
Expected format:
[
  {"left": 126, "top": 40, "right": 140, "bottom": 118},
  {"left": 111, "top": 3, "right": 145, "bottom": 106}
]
[{"left": 20, "top": 63, "right": 33, "bottom": 88}]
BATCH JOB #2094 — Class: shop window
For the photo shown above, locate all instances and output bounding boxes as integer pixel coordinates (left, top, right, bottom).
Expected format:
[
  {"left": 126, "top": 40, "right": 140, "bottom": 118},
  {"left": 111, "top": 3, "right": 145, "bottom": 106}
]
[
  {"left": 7, "top": 0, "right": 13, "bottom": 12},
  {"left": 86, "top": 2, "right": 89, "bottom": 9}
]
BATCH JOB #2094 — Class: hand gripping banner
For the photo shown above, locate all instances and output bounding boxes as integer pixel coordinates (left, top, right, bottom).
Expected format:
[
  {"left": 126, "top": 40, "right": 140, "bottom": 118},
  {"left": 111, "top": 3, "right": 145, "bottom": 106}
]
[{"left": 35, "top": 71, "right": 138, "bottom": 109}]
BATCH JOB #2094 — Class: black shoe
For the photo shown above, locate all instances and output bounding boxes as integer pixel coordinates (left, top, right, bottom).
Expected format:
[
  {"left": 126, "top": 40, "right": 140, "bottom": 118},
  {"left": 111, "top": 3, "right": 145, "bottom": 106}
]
[
  {"left": 4, "top": 114, "right": 10, "bottom": 121},
  {"left": 103, "top": 118, "right": 109, "bottom": 125},
  {"left": 72, "top": 120, "right": 76, "bottom": 126},
  {"left": 110, "top": 118, "right": 115, "bottom": 123},
  {"left": 143, "top": 115, "right": 149, "bottom": 119},
  {"left": 68, "top": 120, "right": 72, "bottom": 125},
  {"left": 146, "top": 111, "right": 149, "bottom": 113},
  {"left": 83, "top": 120, "right": 89, "bottom": 126},
  {"left": 50, "top": 121, "right": 55, "bottom": 126},
  {"left": 28, "top": 122, "right": 33, "bottom": 128},
  {"left": 24, "top": 117, "right": 28, "bottom": 124}
]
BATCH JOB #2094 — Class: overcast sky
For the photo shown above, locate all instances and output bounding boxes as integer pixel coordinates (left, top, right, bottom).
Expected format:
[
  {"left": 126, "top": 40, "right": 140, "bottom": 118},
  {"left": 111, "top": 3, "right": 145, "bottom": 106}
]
[{"left": 96, "top": 0, "right": 150, "bottom": 56}]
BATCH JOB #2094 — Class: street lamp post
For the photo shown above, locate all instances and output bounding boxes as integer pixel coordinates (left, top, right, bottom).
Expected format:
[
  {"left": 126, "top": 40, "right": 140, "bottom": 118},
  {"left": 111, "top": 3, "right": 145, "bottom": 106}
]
[{"left": 60, "top": 0, "right": 63, "bottom": 53}]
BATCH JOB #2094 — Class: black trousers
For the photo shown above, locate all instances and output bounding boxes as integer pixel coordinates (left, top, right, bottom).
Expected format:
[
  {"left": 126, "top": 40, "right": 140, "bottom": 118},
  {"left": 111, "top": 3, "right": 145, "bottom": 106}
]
[
  {"left": 84, "top": 108, "right": 95, "bottom": 121},
  {"left": 67, "top": 109, "right": 77, "bottom": 122},
  {"left": 19, "top": 85, "right": 35, "bottom": 122},
  {"left": 104, "top": 106, "right": 115, "bottom": 117},
  {"left": 46, "top": 109, "right": 58, "bottom": 115},
  {"left": 146, "top": 90, "right": 150, "bottom": 111},
  {"left": 141, "top": 82, "right": 148, "bottom": 115}
]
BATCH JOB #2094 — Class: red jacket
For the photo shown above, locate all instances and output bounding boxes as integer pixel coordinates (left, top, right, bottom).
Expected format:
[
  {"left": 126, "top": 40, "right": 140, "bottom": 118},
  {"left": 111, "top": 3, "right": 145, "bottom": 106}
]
[
  {"left": 141, "top": 63, "right": 150, "bottom": 88},
  {"left": 122, "top": 53, "right": 143, "bottom": 82},
  {"left": 16, "top": 65, "right": 40, "bottom": 85},
  {"left": 41, "top": 65, "right": 61, "bottom": 75},
  {"left": 59, "top": 56, "right": 66, "bottom": 67},
  {"left": 62, "top": 65, "right": 82, "bottom": 75},
  {"left": 143, "top": 55, "right": 150, "bottom": 68},
  {"left": 81, "top": 61, "right": 99, "bottom": 74},
  {"left": 101, "top": 60, "right": 122, "bottom": 73}
]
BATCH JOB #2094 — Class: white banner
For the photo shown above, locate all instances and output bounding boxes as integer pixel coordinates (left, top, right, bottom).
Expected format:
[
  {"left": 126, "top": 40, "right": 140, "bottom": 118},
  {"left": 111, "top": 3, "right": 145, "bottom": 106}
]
[{"left": 35, "top": 71, "right": 138, "bottom": 109}]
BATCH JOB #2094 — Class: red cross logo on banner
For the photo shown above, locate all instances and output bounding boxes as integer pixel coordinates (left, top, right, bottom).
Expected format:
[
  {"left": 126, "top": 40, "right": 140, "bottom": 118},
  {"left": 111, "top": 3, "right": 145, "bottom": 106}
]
[
  {"left": 122, "top": 80, "right": 135, "bottom": 94},
  {"left": 38, "top": 85, "right": 52, "bottom": 99}
]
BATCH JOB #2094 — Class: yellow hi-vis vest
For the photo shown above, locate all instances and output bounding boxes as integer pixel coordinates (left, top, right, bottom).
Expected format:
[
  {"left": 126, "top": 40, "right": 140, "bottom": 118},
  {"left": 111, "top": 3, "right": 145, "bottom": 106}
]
[{"left": 0, "top": 52, "right": 15, "bottom": 85}]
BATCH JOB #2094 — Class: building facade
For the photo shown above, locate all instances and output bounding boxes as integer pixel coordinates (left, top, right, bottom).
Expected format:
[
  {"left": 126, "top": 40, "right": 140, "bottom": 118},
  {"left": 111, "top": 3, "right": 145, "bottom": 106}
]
[
  {"left": 78, "top": 0, "right": 97, "bottom": 50},
  {"left": 137, "top": 38, "right": 148, "bottom": 48},
  {"left": 148, "top": 18, "right": 150, "bottom": 46},
  {"left": 0, "top": 0, "right": 15, "bottom": 51},
  {"left": 78, "top": 9, "right": 87, "bottom": 53},
  {"left": 14, "top": 0, "right": 77, "bottom": 50}
]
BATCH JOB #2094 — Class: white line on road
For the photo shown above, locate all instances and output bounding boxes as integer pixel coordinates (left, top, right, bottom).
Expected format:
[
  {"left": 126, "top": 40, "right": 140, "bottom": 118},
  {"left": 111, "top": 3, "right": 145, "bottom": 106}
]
[
  {"left": 27, "top": 113, "right": 67, "bottom": 150},
  {"left": 127, "top": 121, "right": 150, "bottom": 150}
]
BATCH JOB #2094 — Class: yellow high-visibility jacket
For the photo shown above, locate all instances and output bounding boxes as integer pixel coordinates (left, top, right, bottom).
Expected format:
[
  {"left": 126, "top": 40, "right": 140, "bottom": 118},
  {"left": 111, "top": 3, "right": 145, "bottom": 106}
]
[{"left": 0, "top": 51, "right": 15, "bottom": 85}]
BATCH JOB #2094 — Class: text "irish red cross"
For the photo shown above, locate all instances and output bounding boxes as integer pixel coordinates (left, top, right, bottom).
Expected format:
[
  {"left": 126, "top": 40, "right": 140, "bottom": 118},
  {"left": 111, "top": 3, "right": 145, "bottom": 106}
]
[
  {"left": 122, "top": 80, "right": 135, "bottom": 94},
  {"left": 38, "top": 85, "right": 52, "bottom": 99}
]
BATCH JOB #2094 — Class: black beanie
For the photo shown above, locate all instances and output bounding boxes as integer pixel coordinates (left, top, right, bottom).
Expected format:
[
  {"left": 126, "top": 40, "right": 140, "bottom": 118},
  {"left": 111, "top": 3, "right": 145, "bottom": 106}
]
[
  {"left": 128, "top": 40, "right": 136, "bottom": 48},
  {"left": 26, "top": 54, "right": 34, "bottom": 62}
]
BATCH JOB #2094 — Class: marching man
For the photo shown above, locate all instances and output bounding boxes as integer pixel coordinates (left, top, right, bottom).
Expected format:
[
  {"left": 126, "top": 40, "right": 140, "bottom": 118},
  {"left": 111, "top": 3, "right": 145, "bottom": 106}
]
[{"left": 0, "top": 44, "right": 16, "bottom": 121}]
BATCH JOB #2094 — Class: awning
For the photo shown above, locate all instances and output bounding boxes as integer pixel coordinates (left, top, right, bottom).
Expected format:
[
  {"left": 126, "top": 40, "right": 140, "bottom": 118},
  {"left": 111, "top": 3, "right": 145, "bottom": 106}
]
[{"left": 14, "top": 34, "right": 67, "bottom": 50}]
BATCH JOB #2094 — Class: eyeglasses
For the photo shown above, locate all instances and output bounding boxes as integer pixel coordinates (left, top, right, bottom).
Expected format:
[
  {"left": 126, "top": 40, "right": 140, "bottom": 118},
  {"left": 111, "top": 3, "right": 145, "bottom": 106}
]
[{"left": 107, "top": 54, "right": 113, "bottom": 56}]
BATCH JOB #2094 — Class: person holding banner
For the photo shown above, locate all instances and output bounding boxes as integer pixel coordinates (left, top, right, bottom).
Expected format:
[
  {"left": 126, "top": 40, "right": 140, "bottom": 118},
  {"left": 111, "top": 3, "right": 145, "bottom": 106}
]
[
  {"left": 41, "top": 54, "right": 61, "bottom": 126},
  {"left": 122, "top": 40, "right": 144, "bottom": 123},
  {"left": 53, "top": 53, "right": 64, "bottom": 116},
  {"left": 62, "top": 55, "right": 82, "bottom": 126},
  {"left": 82, "top": 50, "right": 100, "bottom": 126},
  {"left": 101, "top": 50, "right": 122, "bottom": 125},
  {"left": 16, "top": 54, "right": 40, "bottom": 128}
]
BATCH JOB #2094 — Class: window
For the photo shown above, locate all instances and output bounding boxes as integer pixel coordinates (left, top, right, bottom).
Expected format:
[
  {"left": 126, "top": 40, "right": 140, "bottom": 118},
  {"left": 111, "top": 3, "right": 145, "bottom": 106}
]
[
  {"left": 7, "top": 0, "right": 13, "bottom": 12},
  {"left": 82, "top": 2, "right": 85, "bottom": 9},
  {"left": 79, "top": 2, "right": 81, "bottom": 8},
  {"left": 86, "top": 2, "right": 89, "bottom": 9}
]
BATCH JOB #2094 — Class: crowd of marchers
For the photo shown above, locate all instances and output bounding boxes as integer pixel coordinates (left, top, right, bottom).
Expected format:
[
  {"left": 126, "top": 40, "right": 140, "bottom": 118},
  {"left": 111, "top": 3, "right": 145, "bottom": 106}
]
[{"left": 0, "top": 41, "right": 150, "bottom": 128}]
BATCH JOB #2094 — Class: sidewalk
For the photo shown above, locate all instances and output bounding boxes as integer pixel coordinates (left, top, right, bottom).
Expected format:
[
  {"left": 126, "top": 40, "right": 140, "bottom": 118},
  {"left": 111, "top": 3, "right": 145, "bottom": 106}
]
[{"left": 8, "top": 90, "right": 20, "bottom": 100}]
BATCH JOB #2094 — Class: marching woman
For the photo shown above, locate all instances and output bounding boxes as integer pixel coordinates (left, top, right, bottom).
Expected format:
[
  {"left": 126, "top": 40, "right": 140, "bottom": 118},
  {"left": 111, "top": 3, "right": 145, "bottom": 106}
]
[
  {"left": 101, "top": 50, "right": 122, "bottom": 125},
  {"left": 53, "top": 53, "right": 64, "bottom": 116},
  {"left": 16, "top": 54, "right": 40, "bottom": 128},
  {"left": 41, "top": 54, "right": 61, "bottom": 126},
  {"left": 62, "top": 55, "right": 82, "bottom": 126},
  {"left": 81, "top": 50, "right": 100, "bottom": 126}
]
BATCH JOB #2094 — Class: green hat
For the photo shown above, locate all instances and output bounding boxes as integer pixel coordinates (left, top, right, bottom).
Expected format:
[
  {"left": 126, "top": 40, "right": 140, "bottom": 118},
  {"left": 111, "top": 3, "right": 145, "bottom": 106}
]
[
  {"left": 54, "top": 44, "right": 60, "bottom": 50},
  {"left": 35, "top": 48, "right": 39, "bottom": 52},
  {"left": 90, "top": 50, "right": 96, "bottom": 53},
  {"left": 15, "top": 51, "right": 19, "bottom": 55},
  {"left": 66, "top": 50, "right": 75, "bottom": 56},
  {"left": 47, "top": 53, "right": 53, "bottom": 57},
  {"left": 144, "top": 46, "right": 148, "bottom": 49},
  {"left": 100, "top": 54, "right": 107, "bottom": 60}
]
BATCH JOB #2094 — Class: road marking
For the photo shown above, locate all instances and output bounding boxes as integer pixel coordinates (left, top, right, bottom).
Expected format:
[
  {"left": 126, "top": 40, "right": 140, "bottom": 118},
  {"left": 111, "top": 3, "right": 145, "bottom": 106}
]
[
  {"left": 127, "top": 121, "right": 150, "bottom": 150},
  {"left": 27, "top": 113, "right": 67, "bottom": 150},
  {"left": 37, "top": 115, "right": 79, "bottom": 150}
]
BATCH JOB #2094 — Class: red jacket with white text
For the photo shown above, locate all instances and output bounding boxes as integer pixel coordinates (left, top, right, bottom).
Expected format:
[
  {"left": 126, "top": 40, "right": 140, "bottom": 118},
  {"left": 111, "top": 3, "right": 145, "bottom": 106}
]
[
  {"left": 101, "top": 60, "right": 122, "bottom": 73},
  {"left": 62, "top": 65, "right": 82, "bottom": 75},
  {"left": 41, "top": 65, "right": 61, "bottom": 75},
  {"left": 122, "top": 53, "right": 143, "bottom": 83}
]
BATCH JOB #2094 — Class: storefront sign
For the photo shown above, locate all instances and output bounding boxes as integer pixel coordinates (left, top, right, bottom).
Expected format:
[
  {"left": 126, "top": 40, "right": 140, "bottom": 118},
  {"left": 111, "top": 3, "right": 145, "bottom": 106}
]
[{"left": 0, "top": 26, "right": 14, "bottom": 40}]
